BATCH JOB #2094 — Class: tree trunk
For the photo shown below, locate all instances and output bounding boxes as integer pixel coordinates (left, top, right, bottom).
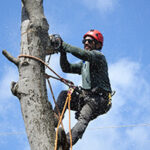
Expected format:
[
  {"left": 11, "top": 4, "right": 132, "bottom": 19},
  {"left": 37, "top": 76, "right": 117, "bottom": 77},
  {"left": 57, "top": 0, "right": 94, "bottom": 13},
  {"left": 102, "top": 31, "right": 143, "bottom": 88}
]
[{"left": 3, "top": 0, "right": 57, "bottom": 149}]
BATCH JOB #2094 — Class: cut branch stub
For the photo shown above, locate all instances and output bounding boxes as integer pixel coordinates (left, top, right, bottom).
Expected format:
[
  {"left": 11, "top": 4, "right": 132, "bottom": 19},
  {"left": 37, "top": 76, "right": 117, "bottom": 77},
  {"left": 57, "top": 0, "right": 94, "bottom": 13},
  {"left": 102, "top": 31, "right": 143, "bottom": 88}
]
[{"left": 2, "top": 50, "right": 20, "bottom": 67}]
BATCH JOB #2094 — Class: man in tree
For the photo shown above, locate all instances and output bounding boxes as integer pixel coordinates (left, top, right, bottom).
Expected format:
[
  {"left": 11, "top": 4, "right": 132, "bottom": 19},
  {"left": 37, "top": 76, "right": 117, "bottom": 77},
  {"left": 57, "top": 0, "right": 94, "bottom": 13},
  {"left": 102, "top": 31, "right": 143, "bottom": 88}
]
[{"left": 52, "top": 29, "right": 112, "bottom": 147}]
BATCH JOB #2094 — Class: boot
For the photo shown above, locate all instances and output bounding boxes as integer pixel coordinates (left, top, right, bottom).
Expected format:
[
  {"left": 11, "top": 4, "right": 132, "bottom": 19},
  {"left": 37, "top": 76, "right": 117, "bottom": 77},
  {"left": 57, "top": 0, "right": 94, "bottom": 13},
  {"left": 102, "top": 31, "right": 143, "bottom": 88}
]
[{"left": 57, "top": 128, "right": 70, "bottom": 150}]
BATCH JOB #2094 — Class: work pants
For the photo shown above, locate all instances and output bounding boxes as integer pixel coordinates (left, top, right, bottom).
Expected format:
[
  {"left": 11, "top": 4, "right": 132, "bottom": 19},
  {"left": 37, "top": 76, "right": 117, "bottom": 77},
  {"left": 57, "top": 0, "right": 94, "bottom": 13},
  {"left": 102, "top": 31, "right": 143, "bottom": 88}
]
[{"left": 54, "top": 89, "right": 111, "bottom": 145}]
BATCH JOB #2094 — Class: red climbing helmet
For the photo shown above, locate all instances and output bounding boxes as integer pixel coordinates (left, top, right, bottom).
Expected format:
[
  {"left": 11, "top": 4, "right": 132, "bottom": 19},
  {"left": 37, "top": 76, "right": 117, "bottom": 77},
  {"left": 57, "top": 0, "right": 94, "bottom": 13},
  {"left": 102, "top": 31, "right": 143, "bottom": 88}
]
[{"left": 83, "top": 29, "right": 104, "bottom": 46}]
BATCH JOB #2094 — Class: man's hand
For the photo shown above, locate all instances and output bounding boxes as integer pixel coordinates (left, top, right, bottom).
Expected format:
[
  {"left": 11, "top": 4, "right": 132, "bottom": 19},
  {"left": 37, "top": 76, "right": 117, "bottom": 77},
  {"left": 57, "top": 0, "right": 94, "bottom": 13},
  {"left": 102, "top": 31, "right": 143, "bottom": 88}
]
[{"left": 49, "top": 34, "right": 63, "bottom": 51}]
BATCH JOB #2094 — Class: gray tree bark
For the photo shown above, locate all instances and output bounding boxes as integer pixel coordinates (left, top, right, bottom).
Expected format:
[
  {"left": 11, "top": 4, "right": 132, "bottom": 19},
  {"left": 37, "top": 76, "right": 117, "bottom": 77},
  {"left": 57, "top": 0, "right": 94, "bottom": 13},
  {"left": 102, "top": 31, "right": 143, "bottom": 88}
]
[{"left": 2, "top": 0, "right": 60, "bottom": 150}]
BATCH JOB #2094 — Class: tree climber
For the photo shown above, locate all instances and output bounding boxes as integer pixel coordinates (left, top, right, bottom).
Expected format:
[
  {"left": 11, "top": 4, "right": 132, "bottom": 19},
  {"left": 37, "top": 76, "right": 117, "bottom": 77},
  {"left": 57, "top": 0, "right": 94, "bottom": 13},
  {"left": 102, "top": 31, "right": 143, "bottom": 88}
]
[{"left": 51, "top": 29, "right": 112, "bottom": 148}]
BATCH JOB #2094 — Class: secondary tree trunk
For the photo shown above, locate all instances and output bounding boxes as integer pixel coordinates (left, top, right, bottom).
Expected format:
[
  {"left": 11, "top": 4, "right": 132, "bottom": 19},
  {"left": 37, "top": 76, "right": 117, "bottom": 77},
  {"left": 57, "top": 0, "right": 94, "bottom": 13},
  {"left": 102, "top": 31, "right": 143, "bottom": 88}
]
[{"left": 3, "top": 0, "right": 57, "bottom": 149}]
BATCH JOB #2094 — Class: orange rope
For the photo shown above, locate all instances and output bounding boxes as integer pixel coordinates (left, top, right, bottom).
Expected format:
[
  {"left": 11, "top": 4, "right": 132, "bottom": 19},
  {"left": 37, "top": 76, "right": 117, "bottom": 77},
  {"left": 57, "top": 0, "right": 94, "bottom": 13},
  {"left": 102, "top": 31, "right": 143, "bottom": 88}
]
[
  {"left": 68, "top": 99, "right": 72, "bottom": 149},
  {"left": 54, "top": 88, "right": 74, "bottom": 150},
  {"left": 54, "top": 94, "right": 69, "bottom": 150},
  {"left": 18, "top": 54, "right": 73, "bottom": 131},
  {"left": 67, "top": 88, "right": 74, "bottom": 150},
  {"left": 18, "top": 54, "right": 75, "bottom": 87},
  {"left": 18, "top": 55, "right": 75, "bottom": 150},
  {"left": 47, "top": 79, "right": 64, "bottom": 131}
]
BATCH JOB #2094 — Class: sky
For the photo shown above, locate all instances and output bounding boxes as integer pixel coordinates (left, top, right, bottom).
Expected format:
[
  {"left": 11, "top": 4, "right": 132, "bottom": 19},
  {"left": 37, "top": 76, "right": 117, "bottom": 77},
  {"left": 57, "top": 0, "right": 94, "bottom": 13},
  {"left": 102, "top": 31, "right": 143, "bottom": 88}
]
[{"left": 0, "top": 0, "right": 150, "bottom": 150}]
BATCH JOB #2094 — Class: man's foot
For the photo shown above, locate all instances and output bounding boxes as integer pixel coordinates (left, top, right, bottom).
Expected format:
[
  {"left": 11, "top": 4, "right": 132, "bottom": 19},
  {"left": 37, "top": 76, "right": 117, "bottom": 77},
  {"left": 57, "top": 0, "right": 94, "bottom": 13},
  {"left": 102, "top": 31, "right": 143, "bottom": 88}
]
[
  {"left": 57, "top": 128, "right": 70, "bottom": 150},
  {"left": 75, "top": 111, "right": 80, "bottom": 120}
]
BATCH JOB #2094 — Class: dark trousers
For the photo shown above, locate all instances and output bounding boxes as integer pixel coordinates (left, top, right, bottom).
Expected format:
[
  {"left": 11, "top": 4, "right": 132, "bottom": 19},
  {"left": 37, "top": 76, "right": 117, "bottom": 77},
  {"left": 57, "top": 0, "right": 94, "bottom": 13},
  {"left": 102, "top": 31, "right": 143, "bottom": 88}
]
[{"left": 54, "top": 90, "right": 111, "bottom": 145}]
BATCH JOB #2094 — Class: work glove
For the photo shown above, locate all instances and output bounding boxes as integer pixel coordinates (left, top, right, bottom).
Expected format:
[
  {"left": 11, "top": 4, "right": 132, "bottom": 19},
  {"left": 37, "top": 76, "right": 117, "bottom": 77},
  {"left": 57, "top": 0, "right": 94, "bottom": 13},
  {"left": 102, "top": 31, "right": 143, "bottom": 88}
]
[{"left": 49, "top": 34, "right": 63, "bottom": 51}]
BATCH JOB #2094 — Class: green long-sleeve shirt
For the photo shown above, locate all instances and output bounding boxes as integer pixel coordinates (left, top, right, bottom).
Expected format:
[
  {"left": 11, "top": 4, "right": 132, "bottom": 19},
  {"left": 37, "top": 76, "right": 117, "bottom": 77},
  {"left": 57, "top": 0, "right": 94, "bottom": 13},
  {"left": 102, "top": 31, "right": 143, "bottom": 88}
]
[{"left": 60, "top": 42, "right": 112, "bottom": 92}]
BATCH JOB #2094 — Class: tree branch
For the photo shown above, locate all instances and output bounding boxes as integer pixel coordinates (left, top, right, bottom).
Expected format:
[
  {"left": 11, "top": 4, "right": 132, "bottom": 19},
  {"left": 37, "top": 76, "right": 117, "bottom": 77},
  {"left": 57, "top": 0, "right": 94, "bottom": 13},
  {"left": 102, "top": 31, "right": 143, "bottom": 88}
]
[
  {"left": 11, "top": 81, "right": 20, "bottom": 98},
  {"left": 2, "top": 50, "right": 20, "bottom": 66}
]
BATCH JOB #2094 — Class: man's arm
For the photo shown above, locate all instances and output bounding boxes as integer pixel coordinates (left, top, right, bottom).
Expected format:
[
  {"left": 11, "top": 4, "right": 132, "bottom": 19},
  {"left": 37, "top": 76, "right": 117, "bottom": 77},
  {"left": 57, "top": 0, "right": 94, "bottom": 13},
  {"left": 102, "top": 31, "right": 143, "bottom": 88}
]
[
  {"left": 48, "top": 34, "right": 99, "bottom": 62},
  {"left": 60, "top": 51, "right": 82, "bottom": 74},
  {"left": 62, "top": 42, "right": 95, "bottom": 62}
]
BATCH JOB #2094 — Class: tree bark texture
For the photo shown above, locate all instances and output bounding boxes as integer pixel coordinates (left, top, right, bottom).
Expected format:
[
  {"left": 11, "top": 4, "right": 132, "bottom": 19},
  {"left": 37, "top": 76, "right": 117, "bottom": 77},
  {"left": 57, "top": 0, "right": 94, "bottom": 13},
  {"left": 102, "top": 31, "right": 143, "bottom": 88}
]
[{"left": 4, "top": 0, "right": 57, "bottom": 149}]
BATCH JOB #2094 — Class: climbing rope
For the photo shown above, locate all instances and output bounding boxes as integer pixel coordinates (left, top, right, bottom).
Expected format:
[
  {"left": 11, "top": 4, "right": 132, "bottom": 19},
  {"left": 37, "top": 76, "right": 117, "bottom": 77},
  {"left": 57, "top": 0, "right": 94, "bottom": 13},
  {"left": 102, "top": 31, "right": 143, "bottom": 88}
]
[
  {"left": 18, "top": 54, "right": 75, "bottom": 150},
  {"left": 68, "top": 88, "right": 75, "bottom": 150},
  {"left": 17, "top": 54, "right": 115, "bottom": 150},
  {"left": 47, "top": 78, "right": 65, "bottom": 131},
  {"left": 18, "top": 54, "right": 75, "bottom": 88},
  {"left": 54, "top": 87, "right": 75, "bottom": 150}
]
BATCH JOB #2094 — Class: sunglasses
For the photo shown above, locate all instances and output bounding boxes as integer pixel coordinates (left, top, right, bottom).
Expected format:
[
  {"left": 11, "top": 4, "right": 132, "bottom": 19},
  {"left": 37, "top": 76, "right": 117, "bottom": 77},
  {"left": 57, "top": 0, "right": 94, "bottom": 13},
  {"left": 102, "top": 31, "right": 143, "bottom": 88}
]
[{"left": 82, "top": 39, "right": 94, "bottom": 44}]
